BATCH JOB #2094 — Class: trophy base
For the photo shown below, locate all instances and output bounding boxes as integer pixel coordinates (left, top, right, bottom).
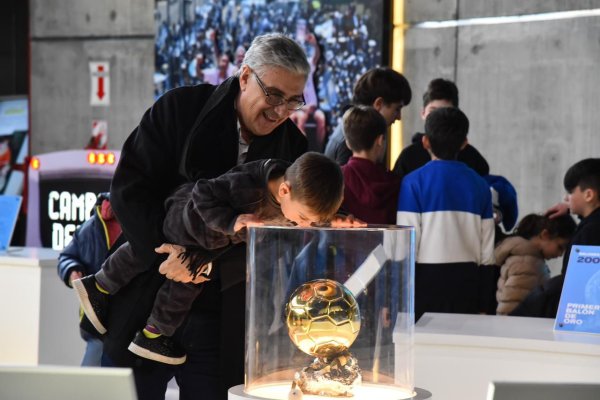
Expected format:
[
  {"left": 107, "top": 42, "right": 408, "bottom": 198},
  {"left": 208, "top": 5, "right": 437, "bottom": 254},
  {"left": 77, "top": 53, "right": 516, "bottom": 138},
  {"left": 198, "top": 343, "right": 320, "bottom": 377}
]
[{"left": 228, "top": 383, "right": 432, "bottom": 400}]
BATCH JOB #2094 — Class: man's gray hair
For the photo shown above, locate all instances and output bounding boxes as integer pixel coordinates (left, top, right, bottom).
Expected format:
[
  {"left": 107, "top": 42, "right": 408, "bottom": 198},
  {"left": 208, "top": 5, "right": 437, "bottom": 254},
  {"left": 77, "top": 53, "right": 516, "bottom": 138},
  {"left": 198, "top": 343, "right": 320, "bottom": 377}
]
[{"left": 242, "top": 33, "right": 310, "bottom": 77}]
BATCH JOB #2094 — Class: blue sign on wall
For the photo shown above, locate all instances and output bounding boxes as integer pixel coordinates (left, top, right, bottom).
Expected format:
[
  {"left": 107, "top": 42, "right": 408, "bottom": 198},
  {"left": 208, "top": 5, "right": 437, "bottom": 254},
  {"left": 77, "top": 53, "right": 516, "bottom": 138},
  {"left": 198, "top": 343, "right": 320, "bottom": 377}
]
[
  {"left": 0, "top": 195, "right": 22, "bottom": 250},
  {"left": 555, "top": 245, "right": 600, "bottom": 334}
]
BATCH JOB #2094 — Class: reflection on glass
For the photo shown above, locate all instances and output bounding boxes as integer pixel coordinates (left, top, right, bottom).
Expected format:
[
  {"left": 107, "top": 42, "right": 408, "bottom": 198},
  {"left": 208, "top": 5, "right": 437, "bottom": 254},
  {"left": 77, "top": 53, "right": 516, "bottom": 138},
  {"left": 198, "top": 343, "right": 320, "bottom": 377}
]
[{"left": 246, "top": 225, "right": 415, "bottom": 399}]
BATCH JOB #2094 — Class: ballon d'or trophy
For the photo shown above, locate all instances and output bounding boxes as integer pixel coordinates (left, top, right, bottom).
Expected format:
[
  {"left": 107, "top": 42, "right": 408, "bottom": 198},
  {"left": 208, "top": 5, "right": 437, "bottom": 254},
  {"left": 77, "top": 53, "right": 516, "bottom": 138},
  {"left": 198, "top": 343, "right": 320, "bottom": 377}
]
[{"left": 285, "top": 279, "right": 362, "bottom": 398}]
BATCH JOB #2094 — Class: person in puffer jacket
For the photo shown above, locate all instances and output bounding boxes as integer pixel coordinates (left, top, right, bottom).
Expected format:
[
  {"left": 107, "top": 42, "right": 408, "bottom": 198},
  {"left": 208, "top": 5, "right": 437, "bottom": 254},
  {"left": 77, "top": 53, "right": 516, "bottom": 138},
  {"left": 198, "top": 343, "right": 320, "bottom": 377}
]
[
  {"left": 57, "top": 192, "right": 124, "bottom": 365},
  {"left": 495, "top": 213, "right": 575, "bottom": 315}
]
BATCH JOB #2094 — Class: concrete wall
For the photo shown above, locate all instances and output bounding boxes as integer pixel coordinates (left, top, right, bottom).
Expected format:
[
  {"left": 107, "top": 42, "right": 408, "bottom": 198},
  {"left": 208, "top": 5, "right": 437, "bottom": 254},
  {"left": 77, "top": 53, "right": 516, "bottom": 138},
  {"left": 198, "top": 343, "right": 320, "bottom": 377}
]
[
  {"left": 30, "top": 0, "right": 155, "bottom": 154},
  {"left": 27, "top": 0, "right": 600, "bottom": 226},
  {"left": 402, "top": 1, "right": 600, "bottom": 224}
]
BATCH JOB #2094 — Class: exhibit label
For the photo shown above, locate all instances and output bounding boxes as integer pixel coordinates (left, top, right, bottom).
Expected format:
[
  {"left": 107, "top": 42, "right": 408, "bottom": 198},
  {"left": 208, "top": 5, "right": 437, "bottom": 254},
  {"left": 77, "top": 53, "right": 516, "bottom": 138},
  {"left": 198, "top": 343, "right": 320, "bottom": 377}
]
[{"left": 555, "top": 245, "right": 600, "bottom": 334}]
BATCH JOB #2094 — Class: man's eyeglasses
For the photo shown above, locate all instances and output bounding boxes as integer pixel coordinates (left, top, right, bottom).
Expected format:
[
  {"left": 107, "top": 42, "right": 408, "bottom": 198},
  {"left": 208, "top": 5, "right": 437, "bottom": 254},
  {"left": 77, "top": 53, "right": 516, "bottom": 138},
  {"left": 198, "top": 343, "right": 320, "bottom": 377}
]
[{"left": 252, "top": 71, "right": 305, "bottom": 111}]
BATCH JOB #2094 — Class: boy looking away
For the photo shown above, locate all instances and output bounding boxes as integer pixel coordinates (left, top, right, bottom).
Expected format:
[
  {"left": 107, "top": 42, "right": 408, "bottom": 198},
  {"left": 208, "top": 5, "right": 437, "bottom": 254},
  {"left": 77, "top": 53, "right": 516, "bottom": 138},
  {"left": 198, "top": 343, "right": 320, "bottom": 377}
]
[
  {"left": 341, "top": 105, "right": 400, "bottom": 224},
  {"left": 392, "top": 78, "right": 489, "bottom": 178},
  {"left": 561, "top": 158, "right": 600, "bottom": 274},
  {"left": 396, "top": 107, "right": 495, "bottom": 321},
  {"left": 324, "top": 67, "right": 412, "bottom": 165}
]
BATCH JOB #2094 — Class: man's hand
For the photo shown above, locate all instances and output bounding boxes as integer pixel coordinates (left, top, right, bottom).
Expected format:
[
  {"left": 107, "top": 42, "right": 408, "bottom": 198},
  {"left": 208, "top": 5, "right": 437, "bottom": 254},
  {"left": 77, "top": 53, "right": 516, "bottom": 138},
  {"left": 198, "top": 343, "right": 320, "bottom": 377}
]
[
  {"left": 233, "top": 213, "right": 264, "bottom": 232},
  {"left": 155, "top": 243, "right": 210, "bottom": 284},
  {"left": 330, "top": 214, "right": 367, "bottom": 228}
]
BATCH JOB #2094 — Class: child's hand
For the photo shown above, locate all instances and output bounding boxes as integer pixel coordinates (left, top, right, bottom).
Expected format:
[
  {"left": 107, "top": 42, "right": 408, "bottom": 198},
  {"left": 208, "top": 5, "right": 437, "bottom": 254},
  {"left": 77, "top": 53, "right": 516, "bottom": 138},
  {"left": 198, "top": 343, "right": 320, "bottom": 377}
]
[
  {"left": 329, "top": 214, "right": 367, "bottom": 228},
  {"left": 234, "top": 214, "right": 264, "bottom": 232}
]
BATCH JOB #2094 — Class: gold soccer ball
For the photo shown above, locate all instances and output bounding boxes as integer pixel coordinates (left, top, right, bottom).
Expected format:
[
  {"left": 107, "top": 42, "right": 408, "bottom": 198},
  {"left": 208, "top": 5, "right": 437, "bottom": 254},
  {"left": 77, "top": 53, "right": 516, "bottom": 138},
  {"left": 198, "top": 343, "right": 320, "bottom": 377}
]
[{"left": 285, "top": 279, "right": 361, "bottom": 357}]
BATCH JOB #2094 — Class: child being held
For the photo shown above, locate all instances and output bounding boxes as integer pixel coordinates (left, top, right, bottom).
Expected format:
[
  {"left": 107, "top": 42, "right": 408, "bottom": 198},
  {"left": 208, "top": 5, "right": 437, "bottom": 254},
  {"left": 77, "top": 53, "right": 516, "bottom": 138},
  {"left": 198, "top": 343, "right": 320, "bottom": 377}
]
[
  {"left": 74, "top": 152, "right": 345, "bottom": 365},
  {"left": 495, "top": 213, "right": 576, "bottom": 315}
]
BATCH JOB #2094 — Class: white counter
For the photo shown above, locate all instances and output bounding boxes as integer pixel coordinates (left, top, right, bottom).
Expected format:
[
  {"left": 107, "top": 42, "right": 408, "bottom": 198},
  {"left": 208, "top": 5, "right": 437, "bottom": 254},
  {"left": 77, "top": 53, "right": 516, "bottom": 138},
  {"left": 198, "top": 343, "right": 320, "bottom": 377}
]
[
  {"left": 414, "top": 313, "right": 600, "bottom": 400},
  {"left": 0, "top": 247, "right": 85, "bottom": 366}
]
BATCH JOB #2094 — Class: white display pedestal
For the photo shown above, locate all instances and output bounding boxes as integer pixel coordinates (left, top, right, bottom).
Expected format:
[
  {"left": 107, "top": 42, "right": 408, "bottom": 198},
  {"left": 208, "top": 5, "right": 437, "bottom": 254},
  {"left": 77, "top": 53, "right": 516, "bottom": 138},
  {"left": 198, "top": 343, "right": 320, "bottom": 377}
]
[
  {"left": 414, "top": 313, "right": 600, "bottom": 400},
  {"left": 228, "top": 384, "right": 432, "bottom": 399},
  {"left": 0, "top": 247, "right": 85, "bottom": 366}
]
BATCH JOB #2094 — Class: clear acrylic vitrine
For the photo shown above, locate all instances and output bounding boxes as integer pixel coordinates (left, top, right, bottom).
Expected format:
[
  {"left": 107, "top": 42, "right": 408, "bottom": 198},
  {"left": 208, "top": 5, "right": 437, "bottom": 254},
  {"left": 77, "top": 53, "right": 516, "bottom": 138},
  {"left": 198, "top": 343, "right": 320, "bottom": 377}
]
[{"left": 242, "top": 225, "right": 417, "bottom": 400}]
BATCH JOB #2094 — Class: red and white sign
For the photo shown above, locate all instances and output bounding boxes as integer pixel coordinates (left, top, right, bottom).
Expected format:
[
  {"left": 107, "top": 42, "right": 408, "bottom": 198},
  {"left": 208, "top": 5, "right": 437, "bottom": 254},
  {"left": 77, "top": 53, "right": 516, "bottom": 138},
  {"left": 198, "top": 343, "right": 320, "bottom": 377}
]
[
  {"left": 86, "top": 120, "right": 108, "bottom": 150},
  {"left": 90, "top": 61, "right": 110, "bottom": 106}
]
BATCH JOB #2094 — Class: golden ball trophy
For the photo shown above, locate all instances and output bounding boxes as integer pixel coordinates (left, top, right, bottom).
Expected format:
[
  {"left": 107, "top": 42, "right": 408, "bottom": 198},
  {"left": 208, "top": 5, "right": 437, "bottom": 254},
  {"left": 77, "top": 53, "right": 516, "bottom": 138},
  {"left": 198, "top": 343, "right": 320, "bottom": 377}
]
[{"left": 285, "top": 279, "right": 362, "bottom": 398}]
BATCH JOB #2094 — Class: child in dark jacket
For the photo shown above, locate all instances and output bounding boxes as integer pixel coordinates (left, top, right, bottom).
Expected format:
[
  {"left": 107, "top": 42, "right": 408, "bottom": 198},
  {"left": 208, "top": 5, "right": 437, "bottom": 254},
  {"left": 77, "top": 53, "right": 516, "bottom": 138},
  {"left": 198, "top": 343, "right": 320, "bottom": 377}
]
[
  {"left": 511, "top": 158, "right": 600, "bottom": 318},
  {"left": 73, "top": 152, "right": 345, "bottom": 365},
  {"left": 392, "top": 78, "right": 489, "bottom": 178},
  {"left": 57, "top": 193, "right": 124, "bottom": 366}
]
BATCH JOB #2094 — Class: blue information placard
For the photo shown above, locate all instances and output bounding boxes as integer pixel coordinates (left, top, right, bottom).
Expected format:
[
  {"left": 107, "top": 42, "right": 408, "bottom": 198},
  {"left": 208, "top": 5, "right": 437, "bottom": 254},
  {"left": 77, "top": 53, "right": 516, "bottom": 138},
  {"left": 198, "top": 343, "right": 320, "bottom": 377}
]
[
  {"left": 554, "top": 245, "right": 600, "bottom": 334},
  {"left": 0, "top": 195, "right": 22, "bottom": 251}
]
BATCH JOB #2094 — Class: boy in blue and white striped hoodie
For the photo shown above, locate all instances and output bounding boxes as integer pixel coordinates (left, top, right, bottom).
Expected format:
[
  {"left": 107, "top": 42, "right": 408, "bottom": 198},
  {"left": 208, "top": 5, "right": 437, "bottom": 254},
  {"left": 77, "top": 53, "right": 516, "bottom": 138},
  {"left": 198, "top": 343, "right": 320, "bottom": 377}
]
[{"left": 397, "top": 107, "right": 495, "bottom": 321}]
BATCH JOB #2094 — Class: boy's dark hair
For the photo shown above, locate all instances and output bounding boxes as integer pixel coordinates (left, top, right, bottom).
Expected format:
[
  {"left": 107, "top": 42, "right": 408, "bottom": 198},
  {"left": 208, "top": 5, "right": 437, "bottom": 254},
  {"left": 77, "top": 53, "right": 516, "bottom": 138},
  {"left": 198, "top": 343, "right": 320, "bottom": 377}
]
[
  {"left": 353, "top": 67, "right": 412, "bottom": 107},
  {"left": 285, "top": 152, "right": 344, "bottom": 221},
  {"left": 515, "top": 213, "right": 576, "bottom": 240},
  {"left": 563, "top": 158, "right": 600, "bottom": 194},
  {"left": 424, "top": 107, "right": 469, "bottom": 160},
  {"left": 423, "top": 78, "right": 459, "bottom": 108},
  {"left": 342, "top": 105, "right": 387, "bottom": 152}
]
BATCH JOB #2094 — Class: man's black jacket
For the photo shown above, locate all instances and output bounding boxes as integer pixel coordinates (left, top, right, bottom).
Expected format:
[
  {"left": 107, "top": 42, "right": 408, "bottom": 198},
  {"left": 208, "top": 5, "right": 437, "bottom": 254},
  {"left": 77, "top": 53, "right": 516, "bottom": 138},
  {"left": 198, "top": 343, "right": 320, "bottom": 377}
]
[{"left": 105, "top": 77, "right": 307, "bottom": 365}]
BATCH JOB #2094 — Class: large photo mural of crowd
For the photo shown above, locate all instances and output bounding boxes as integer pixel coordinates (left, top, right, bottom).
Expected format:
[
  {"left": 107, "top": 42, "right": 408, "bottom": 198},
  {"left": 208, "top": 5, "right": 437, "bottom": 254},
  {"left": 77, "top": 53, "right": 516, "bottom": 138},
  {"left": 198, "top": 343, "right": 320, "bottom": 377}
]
[{"left": 154, "top": 0, "right": 385, "bottom": 150}]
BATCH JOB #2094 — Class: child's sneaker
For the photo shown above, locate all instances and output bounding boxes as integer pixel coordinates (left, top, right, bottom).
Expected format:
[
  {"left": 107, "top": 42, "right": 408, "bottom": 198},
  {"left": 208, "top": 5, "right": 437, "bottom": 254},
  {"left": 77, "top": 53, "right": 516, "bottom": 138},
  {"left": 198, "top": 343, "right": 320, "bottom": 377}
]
[
  {"left": 72, "top": 275, "right": 108, "bottom": 334},
  {"left": 128, "top": 330, "right": 187, "bottom": 365},
  {"left": 79, "top": 307, "right": 104, "bottom": 339}
]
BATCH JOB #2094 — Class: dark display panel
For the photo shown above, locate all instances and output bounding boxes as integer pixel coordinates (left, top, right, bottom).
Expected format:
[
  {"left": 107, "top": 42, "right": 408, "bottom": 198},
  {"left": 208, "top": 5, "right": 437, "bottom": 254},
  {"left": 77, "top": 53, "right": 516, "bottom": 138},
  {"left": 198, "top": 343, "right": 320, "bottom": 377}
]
[{"left": 39, "top": 177, "right": 111, "bottom": 249}]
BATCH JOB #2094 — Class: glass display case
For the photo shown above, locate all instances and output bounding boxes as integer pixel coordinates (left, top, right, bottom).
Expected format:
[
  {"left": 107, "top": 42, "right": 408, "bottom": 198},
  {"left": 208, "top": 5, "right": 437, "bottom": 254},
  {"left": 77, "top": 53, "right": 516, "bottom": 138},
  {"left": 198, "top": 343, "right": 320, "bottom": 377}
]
[{"left": 241, "top": 225, "right": 419, "bottom": 399}]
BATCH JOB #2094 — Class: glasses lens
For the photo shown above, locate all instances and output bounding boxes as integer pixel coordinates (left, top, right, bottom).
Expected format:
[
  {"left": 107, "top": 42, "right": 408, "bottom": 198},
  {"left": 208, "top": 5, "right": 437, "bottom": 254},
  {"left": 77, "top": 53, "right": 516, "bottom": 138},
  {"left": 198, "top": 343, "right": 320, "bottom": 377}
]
[
  {"left": 288, "top": 100, "right": 305, "bottom": 110},
  {"left": 256, "top": 72, "right": 304, "bottom": 111},
  {"left": 265, "top": 94, "right": 285, "bottom": 107}
]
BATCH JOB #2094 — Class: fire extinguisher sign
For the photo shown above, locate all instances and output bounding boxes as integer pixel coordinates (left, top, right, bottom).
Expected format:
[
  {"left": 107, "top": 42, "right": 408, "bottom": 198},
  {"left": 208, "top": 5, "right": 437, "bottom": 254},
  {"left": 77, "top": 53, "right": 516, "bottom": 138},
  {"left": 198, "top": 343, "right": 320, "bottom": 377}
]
[{"left": 90, "top": 61, "right": 110, "bottom": 106}]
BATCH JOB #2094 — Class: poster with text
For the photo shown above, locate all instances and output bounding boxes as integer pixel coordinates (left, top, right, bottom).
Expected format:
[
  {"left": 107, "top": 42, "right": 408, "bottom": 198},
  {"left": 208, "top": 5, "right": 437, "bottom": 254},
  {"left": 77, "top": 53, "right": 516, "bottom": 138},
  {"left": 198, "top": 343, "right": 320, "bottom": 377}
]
[{"left": 554, "top": 245, "right": 600, "bottom": 334}]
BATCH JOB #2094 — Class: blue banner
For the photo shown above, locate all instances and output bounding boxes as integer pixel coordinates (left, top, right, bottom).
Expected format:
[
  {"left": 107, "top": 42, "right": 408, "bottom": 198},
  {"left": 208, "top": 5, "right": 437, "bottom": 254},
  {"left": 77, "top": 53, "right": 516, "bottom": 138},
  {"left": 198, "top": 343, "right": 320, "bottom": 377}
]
[
  {"left": 0, "top": 195, "right": 22, "bottom": 250},
  {"left": 554, "top": 245, "right": 600, "bottom": 334}
]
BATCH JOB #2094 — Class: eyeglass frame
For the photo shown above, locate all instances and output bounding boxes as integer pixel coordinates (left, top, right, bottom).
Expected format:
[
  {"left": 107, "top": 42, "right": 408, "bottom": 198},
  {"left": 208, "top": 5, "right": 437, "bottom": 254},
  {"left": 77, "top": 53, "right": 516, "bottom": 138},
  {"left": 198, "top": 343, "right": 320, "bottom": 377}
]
[{"left": 252, "top": 70, "right": 306, "bottom": 111}]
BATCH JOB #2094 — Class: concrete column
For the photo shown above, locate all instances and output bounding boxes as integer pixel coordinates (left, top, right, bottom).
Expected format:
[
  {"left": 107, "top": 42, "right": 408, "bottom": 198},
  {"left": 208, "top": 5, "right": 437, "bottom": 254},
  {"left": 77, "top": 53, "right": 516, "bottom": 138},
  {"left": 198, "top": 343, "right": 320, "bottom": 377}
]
[{"left": 30, "top": 0, "right": 155, "bottom": 154}]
